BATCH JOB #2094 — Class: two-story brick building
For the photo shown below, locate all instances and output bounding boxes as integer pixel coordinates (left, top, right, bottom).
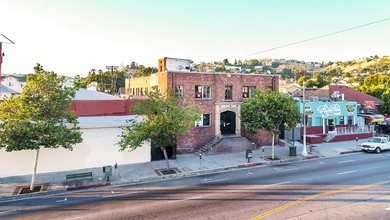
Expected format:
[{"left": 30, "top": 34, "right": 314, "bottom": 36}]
[{"left": 127, "top": 57, "right": 279, "bottom": 156}]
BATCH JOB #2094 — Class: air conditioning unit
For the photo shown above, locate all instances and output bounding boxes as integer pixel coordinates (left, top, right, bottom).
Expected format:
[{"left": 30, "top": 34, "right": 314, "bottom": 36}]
[{"left": 309, "top": 96, "right": 319, "bottom": 102}]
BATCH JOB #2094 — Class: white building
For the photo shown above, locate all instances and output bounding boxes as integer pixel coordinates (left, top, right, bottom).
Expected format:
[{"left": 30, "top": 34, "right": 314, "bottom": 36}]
[
  {"left": 0, "top": 89, "right": 150, "bottom": 178},
  {"left": 1, "top": 74, "right": 26, "bottom": 93}
]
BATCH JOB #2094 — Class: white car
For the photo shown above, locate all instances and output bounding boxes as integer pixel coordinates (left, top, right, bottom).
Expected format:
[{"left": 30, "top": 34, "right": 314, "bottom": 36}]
[{"left": 360, "top": 137, "right": 390, "bottom": 153}]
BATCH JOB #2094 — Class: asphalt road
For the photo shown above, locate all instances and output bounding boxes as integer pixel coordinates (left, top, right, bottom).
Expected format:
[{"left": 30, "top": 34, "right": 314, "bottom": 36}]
[{"left": 1, "top": 152, "right": 390, "bottom": 220}]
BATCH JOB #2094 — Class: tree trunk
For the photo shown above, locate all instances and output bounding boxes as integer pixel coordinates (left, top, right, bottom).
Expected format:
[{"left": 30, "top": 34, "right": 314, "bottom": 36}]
[
  {"left": 271, "top": 133, "right": 275, "bottom": 160},
  {"left": 30, "top": 148, "right": 40, "bottom": 191},
  {"left": 161, "top": 147, "right": 170, "bottom": 172}
]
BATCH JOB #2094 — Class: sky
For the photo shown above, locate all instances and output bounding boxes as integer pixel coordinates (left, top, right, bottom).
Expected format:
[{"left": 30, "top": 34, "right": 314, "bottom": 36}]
[{"left": 1, "top": 0, "right": 390, "bottom": 77}]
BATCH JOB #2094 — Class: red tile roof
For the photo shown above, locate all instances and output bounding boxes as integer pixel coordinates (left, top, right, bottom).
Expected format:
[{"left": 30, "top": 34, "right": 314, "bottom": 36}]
[{"left": 329, "top": 85, "right": 383, "bottom": 105}]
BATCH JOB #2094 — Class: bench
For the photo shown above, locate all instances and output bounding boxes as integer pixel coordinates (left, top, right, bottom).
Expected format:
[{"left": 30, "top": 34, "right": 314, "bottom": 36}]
[{"left": 66, "top": 172, "right": 93, "bottom": 183}]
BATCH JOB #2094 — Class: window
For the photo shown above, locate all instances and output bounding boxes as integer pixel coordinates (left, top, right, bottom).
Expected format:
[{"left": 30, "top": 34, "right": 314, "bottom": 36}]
[
  {"left": 225, "top": 85, "right": 232, "bottom": 100},
  {"left": 340, "top": 116, "right": 345, "bottom": 125},
  {"left": 195, "top": 85, "right": 211, "bottom": 99},
  {"left": 242, "top": 86, "right": 256, "bottom": 98},
  {"left": 195, "top": 114, "right": 211, "bottom": 127},
  {"left": 175, "top": 85, "right": 184, "bottom": 98}
]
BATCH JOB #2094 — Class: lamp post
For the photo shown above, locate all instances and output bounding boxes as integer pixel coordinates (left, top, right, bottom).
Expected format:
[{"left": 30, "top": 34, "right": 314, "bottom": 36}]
[{"left": 302, "top": 81, "right": 308, "bottom": 156}]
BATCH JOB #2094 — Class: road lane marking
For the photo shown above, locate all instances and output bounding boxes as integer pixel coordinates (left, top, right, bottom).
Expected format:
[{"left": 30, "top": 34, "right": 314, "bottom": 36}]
[
  {"left": 277, "top": 168, "right": 298, "bottom": 172},
  {"left": 200, "top": 178, "right": 228, "bottom": 184},
  {"left": 337, "top": 160, "right": 355, "bottom": 164},
  {"left": 56, "top": 197, "right": 67, "bottom": 203},
  {"left": 264, "top": 181, "right": 290, "bottom": 187},
  {"left": 168, "top": 196, "right": 203, "bottom": 204},
  {"left": 337, "top": 170, "right": 357, "bottom": 175},
  {"left": 0, "top": 209, "right": 16, "bottom": 215},
  {"left": 386, "top": 207, "right": 390, "bottom": 211},
  {"left": 247, "top": 171, "right": 253, "bottom": 175},
  {"left": 64, "top": 217, "right": 84, "bottom": 220},
  {"left": 102, "top": 191, "right": 144, "bottom": 198},
  {"left": 250, "top": 180, "right": 390, "bottom": 220}
]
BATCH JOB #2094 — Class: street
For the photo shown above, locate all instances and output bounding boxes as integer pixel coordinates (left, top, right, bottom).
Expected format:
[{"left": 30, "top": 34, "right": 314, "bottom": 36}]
[{"left": 1, "top": 152, "right": 390, "bottom": 220}]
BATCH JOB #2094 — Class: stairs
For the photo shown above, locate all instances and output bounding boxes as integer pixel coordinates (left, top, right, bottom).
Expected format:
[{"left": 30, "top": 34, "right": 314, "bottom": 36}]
[
  {"left": 195, "top": 135, "right": 223, "bottom": 156},
  {"left": 323, "top": 131, "right": 337, "bottom": 142}
]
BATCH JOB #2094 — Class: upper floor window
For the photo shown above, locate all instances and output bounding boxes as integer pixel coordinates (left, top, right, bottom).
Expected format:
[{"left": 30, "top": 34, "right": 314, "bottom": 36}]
[
  {"left": 225, "top": 85, "right": 232, "bottom": 100},
  {"left": 195, "top": 85, "right": 211, "bottom": 99},
  {"left": 175, "top": 85, "right": 184, "bottom": 98},
  {"left": 242, "top": 86, "right": 256, "bottom": 98},
  {"left": 195, "top": 114, "right": 211, "bottom": 127}
]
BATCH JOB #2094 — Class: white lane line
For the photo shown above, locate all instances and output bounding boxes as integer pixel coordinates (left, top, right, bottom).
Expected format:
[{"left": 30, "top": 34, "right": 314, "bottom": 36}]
[
  {"left": 56, "top": 197, "right": 68, "bottom": 203},
  {"left": 64, "top": 217, "right": 84, "bottom": 220},
  {"left": 337, "top": 170, "right": 357, "bottom": 175},
  {"left": 386, "top": 207, "right": 390, "bottom": 211},
  {"left": 0, "top": 209, "right": 16, "bottom": 215},
  {"left": 247, "top": 171, "right": 253, "bottom": 175},
  {"left": 200, "top": 178, "right": 228, "bottom": 184},
  {"left": 264, "top": 181, "right": 290, "bottom": 187},
  {"left": 277, "top": 168, "right": 298, "bottom": 172},
  {"left": 319, "top": 161, "right": 325, "bottom": 164},
  {"left": 102, "top": 191, "right": 144, "bottom": 198},
  {"left": 337, "top": 160, "right": 355, "bottom": 164},
  {"left": 168, "top": 196, "right": 203, "bottom": 204}
]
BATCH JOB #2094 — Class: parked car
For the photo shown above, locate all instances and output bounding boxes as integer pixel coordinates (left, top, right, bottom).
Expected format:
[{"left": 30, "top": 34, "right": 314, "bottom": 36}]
[{"left": 360, "top": 136, "right": 390, "bottom": 153}]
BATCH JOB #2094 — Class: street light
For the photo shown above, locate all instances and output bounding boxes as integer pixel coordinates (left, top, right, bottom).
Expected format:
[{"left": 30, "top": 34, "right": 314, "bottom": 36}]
[{"left": 302, "top": 81, "right": 308, "bottom": 156}]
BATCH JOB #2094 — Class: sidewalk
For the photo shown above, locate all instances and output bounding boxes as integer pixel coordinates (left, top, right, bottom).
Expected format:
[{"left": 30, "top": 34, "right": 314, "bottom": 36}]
[{"left": 0, "top": 138, "right": 368, "bottom": 203}]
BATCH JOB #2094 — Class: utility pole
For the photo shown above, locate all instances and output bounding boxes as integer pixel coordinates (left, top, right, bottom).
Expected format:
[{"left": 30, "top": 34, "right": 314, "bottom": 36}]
[
  {"left": 106, "top": 65, "right": 118, "bottom": 95},
  {"left": 302, "top": 81, "right": 308, "bottom": 156},
  {"left": 0, "top": 34, "right": 15, "bottom": 99}
]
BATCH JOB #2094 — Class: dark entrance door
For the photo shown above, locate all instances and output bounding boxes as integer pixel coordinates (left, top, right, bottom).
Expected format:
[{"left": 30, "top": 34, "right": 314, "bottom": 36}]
[{"left": 220, "top": 111, "right": 236, "bottom": 135}]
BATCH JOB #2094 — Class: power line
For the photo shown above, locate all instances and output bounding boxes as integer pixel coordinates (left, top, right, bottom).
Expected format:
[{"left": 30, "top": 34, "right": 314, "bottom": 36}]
[{"left": 238, "top": 17, "right": 390, "bottom": 59}]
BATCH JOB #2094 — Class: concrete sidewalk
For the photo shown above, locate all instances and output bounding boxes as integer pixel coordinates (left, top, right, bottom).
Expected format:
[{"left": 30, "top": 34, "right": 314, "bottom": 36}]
[{"left": 0, "top": 138, "right": 368, "bottom": 203}]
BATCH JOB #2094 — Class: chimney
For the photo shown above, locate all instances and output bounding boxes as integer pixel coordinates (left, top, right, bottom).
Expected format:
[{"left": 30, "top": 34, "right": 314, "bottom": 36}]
[{"left": 158, "top": 57, "right": 166, "bottom": 72}]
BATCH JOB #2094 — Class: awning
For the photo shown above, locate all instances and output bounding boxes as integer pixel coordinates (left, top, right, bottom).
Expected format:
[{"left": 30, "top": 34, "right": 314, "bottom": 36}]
[{"left": 359, "top": 114, "right": 384, "bottom": 123}]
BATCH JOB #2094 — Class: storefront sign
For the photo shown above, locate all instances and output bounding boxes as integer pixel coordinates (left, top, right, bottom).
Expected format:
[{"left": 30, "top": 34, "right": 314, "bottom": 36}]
[{"left": 317, "top": 103, "right": 341, "bottom": 118}]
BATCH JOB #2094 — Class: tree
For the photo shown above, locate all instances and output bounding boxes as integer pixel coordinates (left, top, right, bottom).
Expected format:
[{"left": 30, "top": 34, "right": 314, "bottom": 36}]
[
  {"left": 118, "top": 88, "right": 201, "bottom": 171},
  {"left": 380, "top": 91, "right": 390, "bottom": 115},
  {"left": 0, "top": 64, "right": 82, "bottom": 191},
  {"left": 222, "top": 58, "right": 230, "bottom": 66},
  {"left": 241, "top": 89, "right": 301, "bottom": 159}
]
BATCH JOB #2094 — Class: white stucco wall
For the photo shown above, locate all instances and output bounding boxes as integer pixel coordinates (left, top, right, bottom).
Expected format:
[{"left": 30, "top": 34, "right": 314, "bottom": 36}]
[{"left": 0, "top": 115, "right": 150, "bottom": 178}]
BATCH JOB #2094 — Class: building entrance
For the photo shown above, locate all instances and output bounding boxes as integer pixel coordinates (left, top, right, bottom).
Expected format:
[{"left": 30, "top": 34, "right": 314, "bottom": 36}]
[{"left": 220, "top": 111, "right": 236, "bottom": 135}]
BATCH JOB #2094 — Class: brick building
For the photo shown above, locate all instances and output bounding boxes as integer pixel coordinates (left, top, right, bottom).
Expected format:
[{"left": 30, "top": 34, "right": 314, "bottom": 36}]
[{"left": 127, "top": 58, "right": 279, "bottom": 155}]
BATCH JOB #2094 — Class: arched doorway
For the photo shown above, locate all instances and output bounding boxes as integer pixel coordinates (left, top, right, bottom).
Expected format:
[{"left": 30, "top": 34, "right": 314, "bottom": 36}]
[{"left": 220, "top": 111, "right": 236, "bottom": 135}]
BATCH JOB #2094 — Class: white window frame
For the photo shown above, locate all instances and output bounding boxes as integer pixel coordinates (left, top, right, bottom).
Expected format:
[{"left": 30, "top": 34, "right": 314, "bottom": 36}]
[
  {"left": 195, "top": 85, "right": 211, "bottom": 99},
  {"left": 195, "top": 113, "right": 211, "bottom": 127}
]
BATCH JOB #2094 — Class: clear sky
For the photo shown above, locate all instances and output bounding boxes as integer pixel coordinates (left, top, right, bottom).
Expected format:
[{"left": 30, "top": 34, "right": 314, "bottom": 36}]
[{"left": 1, "top": 0, "right": 390, "bottom": 77}]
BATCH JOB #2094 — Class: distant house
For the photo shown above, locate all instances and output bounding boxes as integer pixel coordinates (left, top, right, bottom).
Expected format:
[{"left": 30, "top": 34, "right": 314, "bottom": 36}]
[
  {"left": 0, "top": 84, "right": 19, "bottom": 100},
  {"left": 1, "top": 74, "right": 26, "bottom": 93}
]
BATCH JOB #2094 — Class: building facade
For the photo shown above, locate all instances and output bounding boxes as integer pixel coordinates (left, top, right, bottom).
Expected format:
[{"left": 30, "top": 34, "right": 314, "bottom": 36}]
[{"left": 127, "top": 58, "right": 278, "bottom": 154}]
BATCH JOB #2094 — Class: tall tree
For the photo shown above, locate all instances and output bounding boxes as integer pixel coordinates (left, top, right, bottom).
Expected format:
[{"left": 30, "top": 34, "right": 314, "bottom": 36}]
[
  {"left": 0, "top": 64, "right": 82, "bottom": 191},
  {"left": 241, "top": 89, "right": 301, "bottom": 159},
  {"left": 118, "top": 88, "right": 200, "bottom": 171}
]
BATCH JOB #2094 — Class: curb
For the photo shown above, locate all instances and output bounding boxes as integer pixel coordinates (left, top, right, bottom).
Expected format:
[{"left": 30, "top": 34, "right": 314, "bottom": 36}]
[
  {"left": 340, "top": 150, "right": 361, "bottom": 155},
  {"left": 237, "top": 162, "right": 263, "bottom": 168},
  {"left": 66, "top": 182, "right": 111, "bottom": 191}
]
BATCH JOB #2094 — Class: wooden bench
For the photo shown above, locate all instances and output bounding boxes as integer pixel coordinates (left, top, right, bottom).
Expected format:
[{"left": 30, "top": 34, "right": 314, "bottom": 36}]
[{"left": 66, "top": 172, "right": 93, "bottom": 182}]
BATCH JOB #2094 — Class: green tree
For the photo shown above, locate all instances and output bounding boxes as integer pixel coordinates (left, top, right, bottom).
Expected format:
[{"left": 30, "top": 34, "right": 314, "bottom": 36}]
[
  {"left": 133, "top": 65, "right": 158, "bottom": 77},
  {"left": 241, "top": 89, "right": 301, "bottom": 159},
  {"left": 222, "top": 58, "right": 230, "bottom": 66},
  {"left": 118, "top": 89, "right": 201, "bottom": 171},
  {"left": 380, "top": 91, "right": 390, "bottom": 115},
  {"left": 0, "top": 64, "right": 82, "bottom": 191}
]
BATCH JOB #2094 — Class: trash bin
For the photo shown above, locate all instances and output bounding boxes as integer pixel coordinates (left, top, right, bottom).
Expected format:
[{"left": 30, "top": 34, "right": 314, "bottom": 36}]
[{"left": 289, "top": 147, "right": 296, "bottom": 156}]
